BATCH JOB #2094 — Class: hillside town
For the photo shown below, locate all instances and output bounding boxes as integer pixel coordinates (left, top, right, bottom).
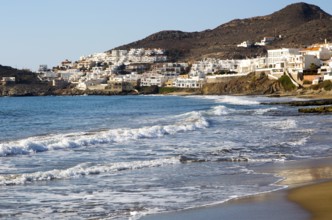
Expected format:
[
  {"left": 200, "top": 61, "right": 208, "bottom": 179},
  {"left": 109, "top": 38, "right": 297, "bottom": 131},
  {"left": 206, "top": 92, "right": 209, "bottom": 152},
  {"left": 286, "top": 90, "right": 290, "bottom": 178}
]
[{"left": 34, "top": 40, "right": 332, "bottom": 93}]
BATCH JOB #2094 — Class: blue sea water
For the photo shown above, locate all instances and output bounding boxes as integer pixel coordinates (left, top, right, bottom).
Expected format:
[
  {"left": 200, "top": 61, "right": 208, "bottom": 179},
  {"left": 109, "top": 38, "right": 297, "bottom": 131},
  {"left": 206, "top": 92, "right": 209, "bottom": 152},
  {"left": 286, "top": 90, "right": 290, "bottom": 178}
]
[{"left": 0, "top": 95, "right": 331, "bottom": 219}]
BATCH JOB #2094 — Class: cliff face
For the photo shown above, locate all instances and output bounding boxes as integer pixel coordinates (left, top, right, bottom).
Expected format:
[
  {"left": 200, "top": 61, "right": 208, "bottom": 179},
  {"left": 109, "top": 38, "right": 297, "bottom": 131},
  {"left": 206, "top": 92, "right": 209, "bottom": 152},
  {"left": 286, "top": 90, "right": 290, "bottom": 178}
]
[
  {"left": 113, "top": 3, "right": 332, "bottom": 61},
  {"left": 0, "top": 84, "right": 53, "bottom": 96},
  {"left": 201, "top": 73, "right": 283, "bottom": 95}
]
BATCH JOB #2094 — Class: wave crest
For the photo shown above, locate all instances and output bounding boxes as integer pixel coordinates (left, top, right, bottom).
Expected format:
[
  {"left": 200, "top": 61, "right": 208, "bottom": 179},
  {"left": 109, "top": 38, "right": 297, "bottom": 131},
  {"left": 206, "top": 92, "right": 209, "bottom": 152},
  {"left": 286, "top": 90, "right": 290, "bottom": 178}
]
[
  {"left": 0, "top": 112, "right": 209, "bottom": 157},
  {"left": 0, "top": 157, "right": 180, "bottom": 186}
]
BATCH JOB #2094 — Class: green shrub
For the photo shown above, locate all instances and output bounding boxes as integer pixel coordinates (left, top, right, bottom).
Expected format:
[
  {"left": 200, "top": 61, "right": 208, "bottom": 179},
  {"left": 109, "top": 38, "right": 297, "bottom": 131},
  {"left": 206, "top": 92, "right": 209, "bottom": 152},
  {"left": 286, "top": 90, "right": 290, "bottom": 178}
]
[
  {"left": 309, "top": 80, "right": 332, "bottom": 91},
  {"left": 322, "top": 80, "right": 332, "bottom": 91},
  {"left": 278, "top": 75, "right": 296, "bottom": 91},
  {"left": 310, "top": 84, "right": 320, "bottom": 90}
]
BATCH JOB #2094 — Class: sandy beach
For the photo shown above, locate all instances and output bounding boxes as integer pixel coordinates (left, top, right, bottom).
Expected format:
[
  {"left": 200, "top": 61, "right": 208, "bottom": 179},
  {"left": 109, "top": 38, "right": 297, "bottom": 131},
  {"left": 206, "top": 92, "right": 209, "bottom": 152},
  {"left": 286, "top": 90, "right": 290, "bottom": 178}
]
[{"left": 142, "top": 157, "right": 332, "bottom": 220}]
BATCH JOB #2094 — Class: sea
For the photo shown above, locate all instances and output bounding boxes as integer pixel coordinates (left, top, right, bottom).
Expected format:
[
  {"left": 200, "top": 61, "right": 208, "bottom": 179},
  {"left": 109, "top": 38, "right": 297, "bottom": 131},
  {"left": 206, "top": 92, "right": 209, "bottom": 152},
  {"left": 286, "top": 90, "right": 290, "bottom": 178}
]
[{"left": 0, "top": 95, "right": 331, "bottom": 219}]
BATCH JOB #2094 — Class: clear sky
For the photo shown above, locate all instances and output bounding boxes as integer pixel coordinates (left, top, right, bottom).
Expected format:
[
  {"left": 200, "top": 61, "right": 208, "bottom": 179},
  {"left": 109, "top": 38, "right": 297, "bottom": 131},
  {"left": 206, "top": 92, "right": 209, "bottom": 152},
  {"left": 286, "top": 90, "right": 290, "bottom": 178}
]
[{"left": 1, "top": 0, "right": 331, "bottom": 71}]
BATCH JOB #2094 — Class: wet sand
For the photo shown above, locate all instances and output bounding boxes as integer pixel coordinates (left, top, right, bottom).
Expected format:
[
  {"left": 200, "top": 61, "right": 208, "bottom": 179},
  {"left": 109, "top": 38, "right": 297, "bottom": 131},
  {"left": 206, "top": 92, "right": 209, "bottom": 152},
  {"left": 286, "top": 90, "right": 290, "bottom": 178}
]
[
  {"left": 141, "top": 157, "right": 332, "bottom": 220},
  {"left": 289, "top": 181, "right": 332, "bottom": 220}
]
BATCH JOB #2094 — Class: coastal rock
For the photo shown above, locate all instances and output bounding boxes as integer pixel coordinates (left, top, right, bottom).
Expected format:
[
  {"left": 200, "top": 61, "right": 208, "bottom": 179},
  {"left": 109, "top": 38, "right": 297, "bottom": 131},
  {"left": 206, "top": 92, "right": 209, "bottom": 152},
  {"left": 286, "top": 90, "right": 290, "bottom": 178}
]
[
  {"left": 299, "top": 106, "right": 332, "bottom": 113},
  {"left": 265, "top": 99, "right": 332, "bottom": 106},
  {"left": 0, "top": 84, "right": 53, "bottom": 96}
]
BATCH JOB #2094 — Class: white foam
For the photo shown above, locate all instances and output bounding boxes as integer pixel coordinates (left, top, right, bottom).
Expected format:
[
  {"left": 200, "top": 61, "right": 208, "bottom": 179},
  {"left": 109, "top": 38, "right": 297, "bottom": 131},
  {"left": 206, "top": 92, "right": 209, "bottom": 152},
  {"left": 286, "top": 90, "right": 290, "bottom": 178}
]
[
  {"left": 263, "top": 119, "right": 297, "bottom": 130},
  {"left": 186, "top": 95, "right": 260, "bottom": 105},
  {"left": 215, "top": 96, "right": 260, "bottom": 105},
  {"left": 0, "top": 112, "right": 209, "bottom": 156},
  {"left": 253, "top": 107, "right": 277, "bottom": 115},
  {"left": 0, "top": 157, "right": 180, "bottom": 186},
  {"left": 282, "top": 136, "right": 310, "bottom": 147},
  {"left": 209, "top": 105, "right": 230, "bottom": 116}
]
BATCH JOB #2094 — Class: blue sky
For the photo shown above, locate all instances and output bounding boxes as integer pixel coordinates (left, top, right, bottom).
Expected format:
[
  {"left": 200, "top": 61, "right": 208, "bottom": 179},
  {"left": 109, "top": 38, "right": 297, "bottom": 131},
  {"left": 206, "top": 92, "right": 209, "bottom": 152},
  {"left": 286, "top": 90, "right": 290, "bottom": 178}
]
[{"left": 1, "top": 0, "right": 331, "bottom": 71}]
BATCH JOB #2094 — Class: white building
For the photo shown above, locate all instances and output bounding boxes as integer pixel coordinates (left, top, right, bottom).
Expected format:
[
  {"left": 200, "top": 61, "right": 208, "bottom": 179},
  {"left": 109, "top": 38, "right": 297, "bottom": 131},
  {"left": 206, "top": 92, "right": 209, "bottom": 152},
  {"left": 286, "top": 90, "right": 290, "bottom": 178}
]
[
  {"left": 301, "top": 47, "right": 331, "bottom": 61},
  {"left": 237, "top": 41, "right": 252, "bottom": 48},
  {"left": 319, "top": 66, "right": 332, "bottom": 81},
  {"left": 255, "top": 37, "right": 275, "bottom": 46},
  {"left": 267, "top": 48, "right": 300, "bottom": 68},
  {"left": 140, "top": 73, "right": 167, "bottom": 87},
  {"left": 173, "top": 77, "right": 205, "bottom": 88},
  {"left": 287, "top": 54, "right": 321, "bottom": 71}
]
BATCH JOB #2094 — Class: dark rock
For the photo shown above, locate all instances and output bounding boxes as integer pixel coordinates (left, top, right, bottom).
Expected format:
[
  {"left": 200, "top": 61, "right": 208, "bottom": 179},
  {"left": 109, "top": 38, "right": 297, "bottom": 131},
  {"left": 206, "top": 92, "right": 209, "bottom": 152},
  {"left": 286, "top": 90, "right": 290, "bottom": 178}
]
[
  {"left": 299, "top": 106, "right": 332, "bottom": 113},
  {"left": 265, "top": 99, "right": 332, "bottom": 106}
]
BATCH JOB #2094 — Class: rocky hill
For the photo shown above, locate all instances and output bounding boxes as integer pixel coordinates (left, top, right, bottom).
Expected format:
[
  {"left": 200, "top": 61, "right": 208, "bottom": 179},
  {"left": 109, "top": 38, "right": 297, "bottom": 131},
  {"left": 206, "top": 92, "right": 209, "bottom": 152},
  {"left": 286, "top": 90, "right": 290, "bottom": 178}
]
[
  {"left": 0, "top": 65, "right": 53, "bottom": 96},
  {"left": 113, "top": 2, "right": 332, "bottom": 61},
  {"left": 201, "top": 73, "right": 284, "bottom": 95},
  {"left": 0, "top": 65, "right": 41, "bottom": 84}
]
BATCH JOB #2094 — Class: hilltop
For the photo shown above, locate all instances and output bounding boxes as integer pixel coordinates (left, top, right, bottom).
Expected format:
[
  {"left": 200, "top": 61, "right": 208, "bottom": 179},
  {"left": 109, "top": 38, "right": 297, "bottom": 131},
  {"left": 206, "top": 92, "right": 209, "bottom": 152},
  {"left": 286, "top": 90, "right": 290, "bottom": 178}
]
[{"left": 113, "top": 2, "right": 332, "bottom": 61}]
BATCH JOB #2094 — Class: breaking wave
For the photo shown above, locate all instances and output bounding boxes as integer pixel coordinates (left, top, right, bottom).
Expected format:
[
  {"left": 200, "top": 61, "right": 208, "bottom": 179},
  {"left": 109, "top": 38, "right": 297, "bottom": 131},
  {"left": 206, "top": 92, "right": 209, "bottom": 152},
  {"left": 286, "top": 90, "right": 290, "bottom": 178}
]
[
  {"left": 0, "top": 157, "right": 180, "bottom": 186},
  {"left": 215, "top": 96, "right": 260, "bottom": 105},
  {"left": 0, "top": 111, "right": 209, "bottom": 157},
  {"left": 209, "top": 105, "right": 230, "bottom": 116},
  {"left": 253, "top": 107, "right": 278, "bottom": 115}
]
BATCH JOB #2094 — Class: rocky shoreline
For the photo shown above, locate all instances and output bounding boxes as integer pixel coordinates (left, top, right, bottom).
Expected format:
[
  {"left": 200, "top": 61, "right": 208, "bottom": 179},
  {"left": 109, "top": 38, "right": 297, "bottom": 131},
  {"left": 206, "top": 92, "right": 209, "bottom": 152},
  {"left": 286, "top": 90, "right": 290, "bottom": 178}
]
[
  {"left": 1, "top": 72, "right": 332, "bottom": 114},
  {"left": 264, "top": 97, "right": 332, "bottom": 113}
]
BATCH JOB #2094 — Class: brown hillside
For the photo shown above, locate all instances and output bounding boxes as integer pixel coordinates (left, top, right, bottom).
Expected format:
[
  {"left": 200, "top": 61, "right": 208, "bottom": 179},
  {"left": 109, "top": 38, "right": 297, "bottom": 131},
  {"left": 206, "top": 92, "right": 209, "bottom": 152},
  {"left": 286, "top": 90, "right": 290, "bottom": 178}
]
[
  {"left": 113, "top": 2, "right": 332, "bottom": 61},
  {"left": 0, "top": 65, "right": 40, "bottom": 84}
]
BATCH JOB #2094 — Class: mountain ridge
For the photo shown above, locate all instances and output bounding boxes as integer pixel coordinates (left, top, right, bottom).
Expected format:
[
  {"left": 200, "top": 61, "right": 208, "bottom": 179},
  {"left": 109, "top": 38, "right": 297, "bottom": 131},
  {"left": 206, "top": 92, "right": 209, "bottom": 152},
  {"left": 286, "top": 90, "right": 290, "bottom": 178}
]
[{"left": 112, "top": 2, "right": 332, "bottom": 61}]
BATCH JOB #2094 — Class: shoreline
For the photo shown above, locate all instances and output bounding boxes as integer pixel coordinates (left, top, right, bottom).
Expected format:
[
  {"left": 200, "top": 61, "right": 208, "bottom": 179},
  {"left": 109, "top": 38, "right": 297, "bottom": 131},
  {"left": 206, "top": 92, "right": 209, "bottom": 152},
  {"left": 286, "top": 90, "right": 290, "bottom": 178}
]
[{"left": 141, "top": 157, "right": 332, "bottom": 220}]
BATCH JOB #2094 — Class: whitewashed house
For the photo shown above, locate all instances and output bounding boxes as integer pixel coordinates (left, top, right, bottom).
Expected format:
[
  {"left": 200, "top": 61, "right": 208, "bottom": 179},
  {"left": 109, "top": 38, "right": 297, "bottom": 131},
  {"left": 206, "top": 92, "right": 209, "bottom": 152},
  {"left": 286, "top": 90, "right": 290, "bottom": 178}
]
[
  {"left": 318, "top": 66, "right": 332, "bottom": 81},
  {"left": 267, "top": 48, "right": 300, "bottom": 68},
  {"left": 173, "top": 76, "right": 204, "bottom": 88},
  {"left": 237, "top": 41, "right": 253, "bottom": 48},
  {"left": 287, "top": 54, "right": 321, "bottom": 71},
  {"left": 140, "top": 73, "right": 167, "bottom": 87},
  {"left": 255, "top": 37, "right": 275, "bottom": 46},
  {"left": 301, "top": 47, "right": 331, "bottom": 61}
]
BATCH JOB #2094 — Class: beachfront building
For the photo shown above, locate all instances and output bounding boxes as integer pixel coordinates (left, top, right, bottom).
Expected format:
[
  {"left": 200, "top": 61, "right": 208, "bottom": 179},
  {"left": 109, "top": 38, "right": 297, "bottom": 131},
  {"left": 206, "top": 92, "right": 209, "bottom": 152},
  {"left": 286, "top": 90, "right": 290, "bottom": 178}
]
[
  {"left": 122, "top": 72, "right": 141, "bottom": 87},
  {"left": 267, "top": 48, "right": 321, "bottom": 71},
  {"left": 76, "top": 75, "right": 108, "bottom": 90},
  {"left": 267, "top": 48, "right": 300, "bottom": 68},
  {"left": 107, "top": 77, "right": 134, "bottom": 92},
  {"left": 237, "top": 57, "right": 267, "bottom": 73},
  {"left": 287, "top": 54, "right": 321, "bottom": 71},
  {"left": 140, "top": 73, "right": 167, "bottom": 87},
  {"left": 173, "top": 76, "right": 205, "bottom": 88}
]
